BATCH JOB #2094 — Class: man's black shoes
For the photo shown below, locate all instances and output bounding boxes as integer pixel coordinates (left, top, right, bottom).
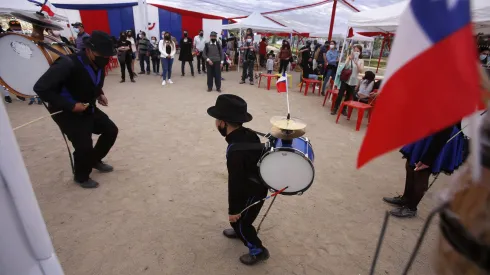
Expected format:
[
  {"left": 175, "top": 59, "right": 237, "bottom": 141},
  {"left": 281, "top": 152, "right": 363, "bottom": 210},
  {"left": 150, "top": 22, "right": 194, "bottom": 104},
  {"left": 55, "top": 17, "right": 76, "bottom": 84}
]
[
  {"left": 382, "top": 195, "right": 407, "bottom": 206},
  {"left": 93, "top": 161, "right": 114, "bottom": 173},
  {"left": 239, "top": 248, "right": 270, "bottom": 265},
  {"left": 222, "top": 228, "right": 238, "bottom": 239},
  {"left": 74, "top": 178, "right": 99, "bottom": 188}
]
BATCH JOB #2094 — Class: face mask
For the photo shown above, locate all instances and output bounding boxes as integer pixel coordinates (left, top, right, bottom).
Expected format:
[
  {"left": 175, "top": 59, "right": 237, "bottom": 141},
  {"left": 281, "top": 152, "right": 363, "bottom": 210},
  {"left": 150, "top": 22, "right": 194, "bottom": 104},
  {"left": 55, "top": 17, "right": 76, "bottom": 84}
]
[
  {"left": 93, "top": 56, "right": 109, "bottom": 69},
  {"left": 247, "top": 39, "right": 252, "bottom": 43},
  {"left": 211, "top": 38, "right": 217, "bottom": 43},
  {"left": 329, "top": 44, "right": 335, "bottom": 49},
  {"left": 480, "top": 54, "right": 487, "bottom": 61},
  {"left": 184, "top": 33, "right": 188, "bottom": 37},
  {"left": 165, "top": 35, "right": 170, "bottom": 40},
  {"left": 152, "top": 39, "right": 156, "bottom": 42},
  {"left": 199, "top": 33, "right": 203, "bottom": 37},
  {"left": 353, "top": 52, "right": 360, "bottom": 58},
  {"left": 217, "top": 123, "right": 227, "bottom": 137},
  {"left": 121, "top": 35, "right": 127, "bottom": 40},
  {"left": 73, "top": 28, "right": 80, "bottom": 34}
]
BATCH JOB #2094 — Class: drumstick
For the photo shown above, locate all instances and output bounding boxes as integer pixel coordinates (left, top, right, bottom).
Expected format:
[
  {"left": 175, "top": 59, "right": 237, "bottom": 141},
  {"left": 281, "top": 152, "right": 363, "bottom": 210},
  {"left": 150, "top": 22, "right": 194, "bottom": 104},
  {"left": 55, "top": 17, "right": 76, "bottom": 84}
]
[
  {"left": 239, "top": 186, "right": 288, "bottom": 215},
  {"left": 13, "top": 110, "right": 63, "bottom": 131}
]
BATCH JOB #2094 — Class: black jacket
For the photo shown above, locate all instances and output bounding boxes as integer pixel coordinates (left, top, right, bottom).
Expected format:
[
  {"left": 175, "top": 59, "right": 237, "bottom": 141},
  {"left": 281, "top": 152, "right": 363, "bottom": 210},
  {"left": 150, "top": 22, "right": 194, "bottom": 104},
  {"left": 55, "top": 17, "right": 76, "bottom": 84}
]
[
  {"left": 33, "top": 53, "right": 105, "bottom": 113},
  {"left": 226, "top": 127, "right": 268, "bottom": 214},
  {"left": 178, "top": 37, "right": 194, "bottom": 61}
]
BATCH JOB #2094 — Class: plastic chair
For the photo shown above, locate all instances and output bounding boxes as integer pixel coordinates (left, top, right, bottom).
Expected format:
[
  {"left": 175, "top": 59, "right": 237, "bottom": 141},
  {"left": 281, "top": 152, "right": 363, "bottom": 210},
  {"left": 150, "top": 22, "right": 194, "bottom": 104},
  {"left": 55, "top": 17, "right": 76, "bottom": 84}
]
[
  {"left": 258, "top": 74, "right": 279, "bottom": 90},
  {"left": 335, "top": 96, "right": 378, "bottom": 131},
  {"left": 299, "top": 78, "right": 322, "bottom": 96}
]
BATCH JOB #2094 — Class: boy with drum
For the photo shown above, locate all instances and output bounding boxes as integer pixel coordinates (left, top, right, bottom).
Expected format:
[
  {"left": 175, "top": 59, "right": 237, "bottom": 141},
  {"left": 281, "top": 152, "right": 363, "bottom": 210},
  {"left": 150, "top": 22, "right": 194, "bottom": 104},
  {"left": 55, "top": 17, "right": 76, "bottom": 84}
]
[{"left": 207, "top": 94, "right": 270, "bottom": 265}]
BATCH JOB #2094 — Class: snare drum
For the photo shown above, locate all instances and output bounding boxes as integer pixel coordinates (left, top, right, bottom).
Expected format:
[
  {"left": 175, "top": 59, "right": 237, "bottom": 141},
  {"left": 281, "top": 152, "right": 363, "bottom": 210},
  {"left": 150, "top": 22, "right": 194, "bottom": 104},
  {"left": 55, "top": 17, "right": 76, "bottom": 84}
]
[
  {"left": 0, "top": 33, "right": 70, "bottom": 98},
  {"left": 258, "top": 137, "right": 315, "bottom": 195}
]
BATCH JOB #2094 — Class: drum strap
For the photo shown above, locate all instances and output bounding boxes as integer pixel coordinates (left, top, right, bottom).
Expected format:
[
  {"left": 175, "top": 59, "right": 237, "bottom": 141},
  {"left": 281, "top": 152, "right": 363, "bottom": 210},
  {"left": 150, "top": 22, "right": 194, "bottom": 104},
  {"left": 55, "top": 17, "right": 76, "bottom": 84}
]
[{"left": 39, "top": 42, "right": 67, "bottom": 57}]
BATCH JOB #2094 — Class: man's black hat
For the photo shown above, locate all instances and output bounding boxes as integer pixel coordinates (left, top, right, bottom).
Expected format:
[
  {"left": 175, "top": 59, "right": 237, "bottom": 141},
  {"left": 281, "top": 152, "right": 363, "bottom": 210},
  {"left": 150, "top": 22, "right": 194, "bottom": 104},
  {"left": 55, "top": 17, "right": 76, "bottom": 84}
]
[
  {"left": 207, "top": 94, "right": 253, "bottom": 123},
  {"left": 71, "top": 22, "right": 84, "bottom": 28},
  {"left": 210, "top": 31, "right": 218, "bottom": 36},
  {"left": 85, "top": 30, "right": 116, "bottom": 57}
]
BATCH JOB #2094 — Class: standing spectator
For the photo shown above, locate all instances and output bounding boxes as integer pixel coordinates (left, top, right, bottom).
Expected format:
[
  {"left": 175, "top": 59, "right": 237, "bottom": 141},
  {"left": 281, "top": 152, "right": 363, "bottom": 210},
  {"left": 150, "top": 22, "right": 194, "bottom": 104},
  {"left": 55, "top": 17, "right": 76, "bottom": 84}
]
[
  {"left": 159, "top": 31, "right": 176, "bottom": 86},
  {"left": 126, "top": 30, "right": 137, "bottom": 78},
  {"left": 150, "top": 36, "right": 160, "bottom": 76},
  {"left": 239, "top": 34, "right": 257, "bottom": 85},
  {"left": 331, "top": 44, "right": 364, "bottom": 116},
  {"left": 299, "top": 41, "right": 314, "bottom": 80},
  {"left": 179, "top": 30, "right": 195, "bottom": 77},
  {"left": 202, "top": 31, "right": 224, "bottom": 92},
  {"left": 278, "top": 40, "right": 292, "bottom": 75},
  {"left": 259, "top": 37, "right": 268, "bottom": 68},
  {"left": 194, "top": 30, "right": 207, "bottom": 74},
  {"left": 71, "top": 22, "right": 90, "bottom": 51},
  {"left": 138, "top": 31, "right": 151, "bottom": 75},
  {"left": 321, "top": 41, "right": 339, "bottom": 96},
  {"left": 266, "top": 54, "right": 274, "bottom": 74},
  {"left": 116, "top": 31, "right": 135, "bottom": 83}
]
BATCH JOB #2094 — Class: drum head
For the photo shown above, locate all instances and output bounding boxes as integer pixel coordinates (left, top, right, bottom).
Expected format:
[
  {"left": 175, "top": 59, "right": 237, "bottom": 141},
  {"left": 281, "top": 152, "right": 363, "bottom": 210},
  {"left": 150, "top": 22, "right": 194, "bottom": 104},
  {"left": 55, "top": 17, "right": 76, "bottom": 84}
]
[
  {"left": 259, "top": 149, "right": 314, "bottom": 195},
  {"left": 0, "top": 33, "right": 50, "bottom": 98}
]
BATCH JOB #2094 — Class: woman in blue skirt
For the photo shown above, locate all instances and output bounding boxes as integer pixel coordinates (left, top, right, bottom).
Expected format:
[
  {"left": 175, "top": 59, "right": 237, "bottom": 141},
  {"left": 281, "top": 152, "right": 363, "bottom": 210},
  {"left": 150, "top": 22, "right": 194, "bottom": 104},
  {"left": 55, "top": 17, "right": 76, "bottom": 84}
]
[{"left": 383, "top": 124, "right": 466, "bottom": 218}]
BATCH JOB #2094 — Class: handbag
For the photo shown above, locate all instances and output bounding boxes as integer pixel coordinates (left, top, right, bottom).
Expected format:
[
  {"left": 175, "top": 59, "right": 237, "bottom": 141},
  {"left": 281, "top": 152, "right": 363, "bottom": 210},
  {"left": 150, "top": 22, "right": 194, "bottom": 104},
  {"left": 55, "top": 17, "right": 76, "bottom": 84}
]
[{"left": 340, "top": 60, "right": 353, "bottom": 82}]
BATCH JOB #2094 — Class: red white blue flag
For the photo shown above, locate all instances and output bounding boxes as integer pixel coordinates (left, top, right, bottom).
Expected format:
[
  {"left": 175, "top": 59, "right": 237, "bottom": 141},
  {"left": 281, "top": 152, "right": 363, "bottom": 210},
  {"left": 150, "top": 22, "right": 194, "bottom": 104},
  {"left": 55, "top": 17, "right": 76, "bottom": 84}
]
[
  {"left": 276, "top": 74, "right": 288, "bottom": 93},
  {"left": 357, "top": 0, "right": 481, "bottom": 168},
  {"left": 27, "top": 0, "right": 55, "bottom": 17}
]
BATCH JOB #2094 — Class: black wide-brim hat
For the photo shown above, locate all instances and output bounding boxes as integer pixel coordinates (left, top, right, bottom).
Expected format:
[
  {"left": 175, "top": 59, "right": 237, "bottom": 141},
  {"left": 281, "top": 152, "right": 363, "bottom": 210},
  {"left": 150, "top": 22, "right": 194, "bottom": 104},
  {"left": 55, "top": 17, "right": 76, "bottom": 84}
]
[
  {"left": 85, "top": 30, "right": 116, "bottom": 57},
  {"left": 207, "top": 94, "right": 253, "bottom": 123}
]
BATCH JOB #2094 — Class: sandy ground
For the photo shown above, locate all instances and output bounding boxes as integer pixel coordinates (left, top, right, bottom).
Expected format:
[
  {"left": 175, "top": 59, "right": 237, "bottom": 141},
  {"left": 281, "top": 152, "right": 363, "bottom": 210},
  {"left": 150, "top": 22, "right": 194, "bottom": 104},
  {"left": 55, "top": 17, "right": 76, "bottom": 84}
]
[{"left": 6, "top": 60, "right": 452, "bottom": 275}]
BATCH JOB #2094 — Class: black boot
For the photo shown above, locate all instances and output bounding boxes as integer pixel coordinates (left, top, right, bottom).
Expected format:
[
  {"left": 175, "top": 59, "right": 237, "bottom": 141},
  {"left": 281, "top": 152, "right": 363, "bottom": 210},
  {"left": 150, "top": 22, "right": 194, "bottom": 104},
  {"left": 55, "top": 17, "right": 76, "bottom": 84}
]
[
  {"left": 74, "top": 178, "right": 99, "bottom": 189},
  {"left": 4, "top": 96, "right": 12, "bottom": 103},
  {"left": 93, "top": 161, "right": 114, "bottom": 173},
  {"left": 239, "top": 248, "right": 270, "bottom": 265},
  {"left": 382, "top": 195, "right": 407, "bottom": 206},
  {"left": 120, "top": 79, "right": 126, "bottom": 83},
  {"left": 222, "top": 228, "right": 238, "bottom": 239},
  {"left": 389, "top": 206, "right": 417, "bottom": 218}
]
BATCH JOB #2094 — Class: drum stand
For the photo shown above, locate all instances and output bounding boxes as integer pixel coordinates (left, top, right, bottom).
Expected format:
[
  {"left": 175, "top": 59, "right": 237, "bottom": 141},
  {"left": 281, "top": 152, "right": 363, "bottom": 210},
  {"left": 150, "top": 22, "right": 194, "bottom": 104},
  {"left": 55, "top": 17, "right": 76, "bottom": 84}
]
[{"left": 257, "top": 193, "right": 278, "bottom": 234}]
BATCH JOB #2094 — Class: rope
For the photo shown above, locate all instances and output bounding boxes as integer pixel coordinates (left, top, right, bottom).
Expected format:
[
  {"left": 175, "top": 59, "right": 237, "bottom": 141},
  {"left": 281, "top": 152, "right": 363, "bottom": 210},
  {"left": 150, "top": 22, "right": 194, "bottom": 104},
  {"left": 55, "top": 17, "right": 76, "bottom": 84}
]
[{"left": 12, "top": 110, "right": 62, "bottom": 131}]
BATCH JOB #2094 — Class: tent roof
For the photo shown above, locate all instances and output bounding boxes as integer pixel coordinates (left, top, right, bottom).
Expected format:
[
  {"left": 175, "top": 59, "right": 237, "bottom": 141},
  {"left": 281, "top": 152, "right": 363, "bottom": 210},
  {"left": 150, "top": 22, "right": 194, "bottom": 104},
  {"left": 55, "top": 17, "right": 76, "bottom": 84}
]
[
  {"left": 310, "top": 31, "right": 374, "bottom": 41},
  {"left": 222, "top": 11, "right": 293, "bottom": 33},
  {"left": 348, "top": 0, "right": 490, "bottom": 33}
]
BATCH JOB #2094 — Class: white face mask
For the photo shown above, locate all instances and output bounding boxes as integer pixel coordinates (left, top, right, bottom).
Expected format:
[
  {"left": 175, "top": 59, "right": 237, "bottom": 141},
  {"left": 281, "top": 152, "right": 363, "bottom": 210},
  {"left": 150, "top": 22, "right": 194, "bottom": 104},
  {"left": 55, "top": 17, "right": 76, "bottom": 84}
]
[
  {"left": 353, "top": 52, "right": 360, "bottom": 58},
  {"left": 329, "top": 44, "right": 335, "bottom": 49},
  {"left": 73, "top": 28, "right": 80, "bottom": 34},
  {"left": 246, "top": 39, "right": 252, "bottom": 43}
]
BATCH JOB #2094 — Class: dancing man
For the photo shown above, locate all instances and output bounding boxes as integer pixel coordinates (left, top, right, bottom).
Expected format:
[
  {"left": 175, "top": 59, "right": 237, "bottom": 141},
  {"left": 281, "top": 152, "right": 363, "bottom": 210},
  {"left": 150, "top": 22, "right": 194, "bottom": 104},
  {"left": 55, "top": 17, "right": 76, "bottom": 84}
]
[
  {"left": 207, "top": 94, "right": 270, "bottom": 265},
  {"left": 34, "top": 31, "right": 119, "bottom": 189}
]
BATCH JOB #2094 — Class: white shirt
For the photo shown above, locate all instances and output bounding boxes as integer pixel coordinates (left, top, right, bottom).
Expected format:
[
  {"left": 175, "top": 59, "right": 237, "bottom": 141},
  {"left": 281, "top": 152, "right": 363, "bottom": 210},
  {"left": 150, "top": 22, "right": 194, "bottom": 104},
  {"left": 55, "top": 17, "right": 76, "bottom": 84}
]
[
  {"left": 346, "top": 58, "right": 364, "bottom": 86},
  {"left": 127, "top": 37, "right": 136, "bottom": 52},
  {"left": 194, "top": 35, "right": 206, "bottom": 52},
  {"left": 358, "top": 79, "right": 374, "bottom": 97},
  {"left": 266, "top": 59, "right": 274, "bottom": 71}
]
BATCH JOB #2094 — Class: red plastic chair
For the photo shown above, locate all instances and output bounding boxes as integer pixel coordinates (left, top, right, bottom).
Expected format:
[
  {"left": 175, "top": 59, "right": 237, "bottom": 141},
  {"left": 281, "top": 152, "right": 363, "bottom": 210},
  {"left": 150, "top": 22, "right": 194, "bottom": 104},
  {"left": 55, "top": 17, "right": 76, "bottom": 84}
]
[
  {"left": 299, "top": 78, "right": 322, "bottom": 96},
  {"left": 322, "top": 77, "right": 339, "bottom": 111},
  {"left": 336, "top": 96, "right": 378, "bottom": 131},
  {"left": 258, "top": 73, "right": 279, "bottom": 90}
]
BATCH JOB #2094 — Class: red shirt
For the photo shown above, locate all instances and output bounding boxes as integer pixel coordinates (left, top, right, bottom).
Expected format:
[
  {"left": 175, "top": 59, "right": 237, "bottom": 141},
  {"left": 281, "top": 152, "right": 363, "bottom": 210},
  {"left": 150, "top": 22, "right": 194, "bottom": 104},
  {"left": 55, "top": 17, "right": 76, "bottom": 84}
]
[{"left": 259, "top": 41, "right": 267, "bottom": 54}]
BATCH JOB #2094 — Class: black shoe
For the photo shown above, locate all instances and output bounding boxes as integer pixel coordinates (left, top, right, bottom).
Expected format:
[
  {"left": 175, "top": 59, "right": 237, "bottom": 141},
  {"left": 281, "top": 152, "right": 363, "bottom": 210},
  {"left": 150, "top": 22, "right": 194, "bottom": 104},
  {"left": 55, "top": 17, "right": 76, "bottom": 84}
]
[
  {"left": 222, "top": 228, "right": 238, "bottom": 239},
  {"left": 239, "top": 248, "right": 270, "bottom": 266},
  {"left": 321, "top": 92, "right": 325, "bottom": 96},
  {"left": 389, "top": 206, "right": 417, "bottom": 218},
  {"left": 74, "top": 178, "right": 99, "bottom": 189},
  {"left": 133, "top": 73, "right": 138, "bottom": 78},
  {"left": 207, "top": 89, "right": 212, "bottom": 92},
  {"left": 146, "top": 72, "right": 150, "bottom": 75},
  {"left": 130, "top": 79, "right": 136, "bottom": 83},
  {"left": 4, "top": 96, "right": 12, "bottom": 103},
  {"left": 330, "top": 110, "right": 337, "bottom": 115},
  {"left": 203, "top": 70, "right": 207, "bottom": 73},
  {"left": 382, "top": 195, "right": 407, "bottom": 206},
  {"left": 250, "top": 81, "right": 254, "bottom": 85},
  {"left": 239, "top": 80, "right": 246, "bottom": 84},
  {"left": 28, "top": 100, "right": 34, "bottom": 105},
  {"left": 217, "top": 89, "right": 222, "bottom": 93},
  {"left": 342, "top": 109, "right": 348, "bottom": 116},
  {"left": 138, "top": 71, "right": 145, "bottom": 74},
  {"left": 198, "top": 71, "right": 201, "bottom": 74},
  {"left": 93, "top": 161, "right": 114, "bottom": 173},
  {"left": 192, "top": 73, "right": 195, "bottom": 77},
  {"left": 120, "top": 79, "right": 125, "bottom": 83},
  {"left": 181, "top": 73, "right": 185, "bottom": 77}
]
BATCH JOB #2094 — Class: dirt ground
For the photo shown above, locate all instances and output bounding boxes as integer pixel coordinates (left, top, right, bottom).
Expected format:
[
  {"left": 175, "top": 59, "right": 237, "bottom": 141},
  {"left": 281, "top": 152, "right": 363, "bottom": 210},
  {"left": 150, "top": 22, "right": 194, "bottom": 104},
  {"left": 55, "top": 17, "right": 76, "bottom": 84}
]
[{"left": 6, "top": 62, "right": 451, "bottom": 275}]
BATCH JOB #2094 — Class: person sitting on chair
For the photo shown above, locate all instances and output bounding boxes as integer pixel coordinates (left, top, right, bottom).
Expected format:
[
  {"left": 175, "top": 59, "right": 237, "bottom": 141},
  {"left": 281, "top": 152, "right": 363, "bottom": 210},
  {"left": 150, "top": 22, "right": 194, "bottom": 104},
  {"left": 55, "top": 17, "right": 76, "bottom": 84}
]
[
  {"left": 207, "top": 94, "right": 270, "bottom": 265},
  {"left": 355, "top": 71, "right": 376, "bottom": 103}
]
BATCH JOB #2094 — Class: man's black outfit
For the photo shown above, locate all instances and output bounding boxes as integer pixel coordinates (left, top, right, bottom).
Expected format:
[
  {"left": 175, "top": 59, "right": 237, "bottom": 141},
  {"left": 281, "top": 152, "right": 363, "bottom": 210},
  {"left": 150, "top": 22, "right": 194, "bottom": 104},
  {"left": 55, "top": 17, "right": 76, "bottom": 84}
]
[
  {"left": 117, "top": 38, "right": 134, "bottom": 82},
  {"left": 207, "top": 94, "right": 270, "bottom": 265},
  {"left": 179, "top": 36, "right": 195, "bottom": 76},
  {"left": 138, "top": 37, "right": 151, "bottom": 74},
  {"left": 300, "top": 45, "right": 314, "bottom": 79},
  {"left": 202, "top": 38, "right": 223, "bottom": 92},
  {"left": 241, "top": 42, "right": 256, "bottom": 84},
  {"left": 33, "top": 32, "right": 118, "bottom": 188}
]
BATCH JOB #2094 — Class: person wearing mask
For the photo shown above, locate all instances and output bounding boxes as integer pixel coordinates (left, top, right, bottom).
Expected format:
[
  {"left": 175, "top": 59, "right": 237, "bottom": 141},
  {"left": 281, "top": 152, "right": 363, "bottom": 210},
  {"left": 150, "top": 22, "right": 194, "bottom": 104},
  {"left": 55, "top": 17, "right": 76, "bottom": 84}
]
[
  {"left": 150, "top": 36, "right": 160, "bottom": 76},
  {"left": 321, "top": 41, "right": 339, "bottom": 96},
  {"left": 71, "top": 22, "right": 90, "bottom": 51},
  {"left": 480, "top": 47, "right": 490, "bottom": 66},
  {"left": 194, "top": 30, "right": 207, "bottom": 74},
  {"left": 202, "top": 31, "right": 224, "bottom": 92},
  {"left": 259, "top": 37, "right": 268, "bottom": 68},
  {"left": 354, "top": 71, "right": 376, "bottom": 103},
  {"left": 179, "top": 31, "right": 195, "bottom": 77},
  {"left": 137, "top": 31, "right": 151, "bottom": 75},
  {"left": 116, "top": 31, "right": 135, "bottom": 83},
  {"left": 159, "top": 32, "right": 176, "bottom": 86},
  {"left": 239, "top": 34, "right": 257, "bottom": 85},
  {"left": 331, "top": 44, "right": 364, "bottom": 116},
  {"left": 299, "top": 41, "right": 314, "bottom": 80},
  {"left": 226, "top": 34, "right": 236, "bottom": 62},
  {"left": 33, "top": 31, "right": 119, "bottom": 189},
  {"left": 126, "top": 30, "right": 137, "bottom": 78},
  {"left": 278, "top": 40, "right": 292, "bottom": 75}
]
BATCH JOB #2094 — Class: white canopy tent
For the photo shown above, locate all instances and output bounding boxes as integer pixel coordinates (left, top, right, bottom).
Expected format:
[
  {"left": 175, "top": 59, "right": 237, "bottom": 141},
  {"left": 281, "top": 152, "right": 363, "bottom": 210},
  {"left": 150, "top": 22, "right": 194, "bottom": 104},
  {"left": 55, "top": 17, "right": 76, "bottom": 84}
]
[
  {"left": 311, "top": 31, "right": 374, "bottom": 42},
  {"left": 222, "top": 12, "right": 293, "bottom": 33}
]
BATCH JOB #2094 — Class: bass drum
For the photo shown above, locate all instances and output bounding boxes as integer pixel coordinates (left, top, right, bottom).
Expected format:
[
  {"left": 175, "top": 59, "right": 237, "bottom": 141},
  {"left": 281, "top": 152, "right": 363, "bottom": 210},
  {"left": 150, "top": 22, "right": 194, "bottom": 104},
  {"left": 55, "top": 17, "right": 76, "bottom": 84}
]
[
  {"left": 43, "top": 34, "right": 72, "bottom": 63},
  {"left": 0, "top": 33, "right": 70, "bottom": 98}
]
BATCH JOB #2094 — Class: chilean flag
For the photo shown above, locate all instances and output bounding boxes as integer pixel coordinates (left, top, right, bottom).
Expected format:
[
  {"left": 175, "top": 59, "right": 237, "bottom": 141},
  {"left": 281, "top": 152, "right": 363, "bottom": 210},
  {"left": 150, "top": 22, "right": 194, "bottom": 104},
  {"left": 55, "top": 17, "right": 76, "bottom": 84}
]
[
  {"left": 357, "top": 0, "right": 481, "bottom": 168},
  {"left": 28, "top": 0, "right": 55, "bottom": 17},
  {"left": 276, "top": 74, "right": 288, "bottom": 93}
]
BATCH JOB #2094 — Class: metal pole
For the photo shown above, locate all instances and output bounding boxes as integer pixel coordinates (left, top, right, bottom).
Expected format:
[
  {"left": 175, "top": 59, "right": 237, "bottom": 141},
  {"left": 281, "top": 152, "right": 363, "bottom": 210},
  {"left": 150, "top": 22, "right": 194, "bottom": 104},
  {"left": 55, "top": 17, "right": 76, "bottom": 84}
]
[
  {"left": 257, "top": 195, "right": 278, "bottom": 233},
  {"left": 376, "top": 36, "right": 386, "bottom": 73},
  {"left": 327, "top": 0, "right": 337, "bottom": 42}
]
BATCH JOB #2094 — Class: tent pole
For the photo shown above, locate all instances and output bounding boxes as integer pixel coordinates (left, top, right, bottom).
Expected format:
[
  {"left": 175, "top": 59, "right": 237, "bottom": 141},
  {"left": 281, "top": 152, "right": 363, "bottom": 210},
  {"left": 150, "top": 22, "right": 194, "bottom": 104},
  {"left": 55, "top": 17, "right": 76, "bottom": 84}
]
[
  {"left": 338, "top": 26, "right": 349, "bottom": 64},
  {"left": 368, "top": 40, "right": 374, "bottom": 67},
  {"left": 327, "top": 0, "right": 337, "bottom": 41},
  {"left": 238, "top": 28, "right": 241, "bottom": 73},
  {"left": 376, "top": 36, "right": 386, "bottom": 73}
]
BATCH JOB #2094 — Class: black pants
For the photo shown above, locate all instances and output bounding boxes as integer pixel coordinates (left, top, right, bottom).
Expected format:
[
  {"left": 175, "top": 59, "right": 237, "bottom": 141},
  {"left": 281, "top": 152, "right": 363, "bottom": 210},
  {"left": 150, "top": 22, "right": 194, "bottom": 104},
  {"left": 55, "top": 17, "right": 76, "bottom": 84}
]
[
  {"left": 301, "top": 62, "right": 313, "bottom": 79},
  {"left": 222, "top": 61, "right": 229, "bottom": 72},
  {"left": 279, "top": 60, "right": 289, "bottom": 74},
  {"left": 139, "top": 53, "right": 150, "bottom": 72},
  {"left": 259, "top": 54, "right": 266, "bottom": 67},
  {"left": 119, "top": 56, "right": 133, "bottom": 80},
  {"left": 52, "top": 108, "right": 118, "bottom": 182},
  {"left": 181, "top": 60, "right": 194, "bottom": 75},
  {"left": 197, "top": 52, "right": 206, "bottom": 73},
  {"left": 333, "top": 81, "right": 355, "bottom": 112},
  {"left": 207, "top": 62, "right": 221, "bottom": 90},
  {"left": 152, "top": 58, "right": 160, "bottom": 73},
  {"left": 242, "top": 60, "right": 254, "bottom": 82},
  {"left": 401, "top": 161, "right": 431, "bottom": 210},
  {"left": 230, "top": 194, "right": 267, "bottom": 253}
]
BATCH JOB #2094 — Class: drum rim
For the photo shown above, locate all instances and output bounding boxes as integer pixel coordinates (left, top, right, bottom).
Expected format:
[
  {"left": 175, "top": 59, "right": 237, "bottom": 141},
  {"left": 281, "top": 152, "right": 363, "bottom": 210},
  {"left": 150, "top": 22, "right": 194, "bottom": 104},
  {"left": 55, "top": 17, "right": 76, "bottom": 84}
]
[
  {"left": 0, "top": 32, "right": 53, "bottom": 98},
  {"left": 258, "top": 146, "right": 315, "bottom": 195}
]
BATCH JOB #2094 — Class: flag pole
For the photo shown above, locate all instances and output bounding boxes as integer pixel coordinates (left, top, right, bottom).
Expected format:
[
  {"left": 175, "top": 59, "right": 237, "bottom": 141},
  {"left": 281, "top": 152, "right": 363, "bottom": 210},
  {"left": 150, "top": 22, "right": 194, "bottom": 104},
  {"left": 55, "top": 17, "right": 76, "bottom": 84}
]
[
  {"left": 470, "top": 108, "right": 482, "bottom": 181},
  {"left": 285, "top": 71, "right": 291, "bottom": 119}
]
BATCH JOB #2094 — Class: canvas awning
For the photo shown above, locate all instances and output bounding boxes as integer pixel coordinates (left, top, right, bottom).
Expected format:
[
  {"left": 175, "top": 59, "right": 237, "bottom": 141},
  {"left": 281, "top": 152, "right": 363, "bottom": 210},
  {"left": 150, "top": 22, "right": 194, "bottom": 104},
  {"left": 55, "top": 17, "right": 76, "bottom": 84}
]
[{"left": 222, "top": 12, "right": 293, "bottom": 33}]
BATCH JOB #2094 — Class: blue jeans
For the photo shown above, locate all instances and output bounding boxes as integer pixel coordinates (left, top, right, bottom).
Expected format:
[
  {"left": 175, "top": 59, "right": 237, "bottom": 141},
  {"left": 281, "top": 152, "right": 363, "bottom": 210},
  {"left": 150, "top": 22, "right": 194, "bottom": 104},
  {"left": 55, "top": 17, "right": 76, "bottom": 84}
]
[
  {"left": 322, "top": 66, "right": 337, "bottom": 94},
  {"left": 161, "top": 58, "right": 174, "bottom": 80}
]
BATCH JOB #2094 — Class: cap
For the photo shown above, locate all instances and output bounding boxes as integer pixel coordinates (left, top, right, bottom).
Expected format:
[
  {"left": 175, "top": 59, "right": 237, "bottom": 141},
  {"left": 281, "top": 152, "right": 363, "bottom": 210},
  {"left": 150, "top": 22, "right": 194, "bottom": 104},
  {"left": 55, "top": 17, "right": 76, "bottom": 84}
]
[
  {"left": 71, "top": 22, "right": 84, "bottom": 28},
  {"left": 85, "top": 30, "right": 116, "bottom": 57},
  {"left": 210, "top": 31, "right": 217, "bottom": 36}
]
